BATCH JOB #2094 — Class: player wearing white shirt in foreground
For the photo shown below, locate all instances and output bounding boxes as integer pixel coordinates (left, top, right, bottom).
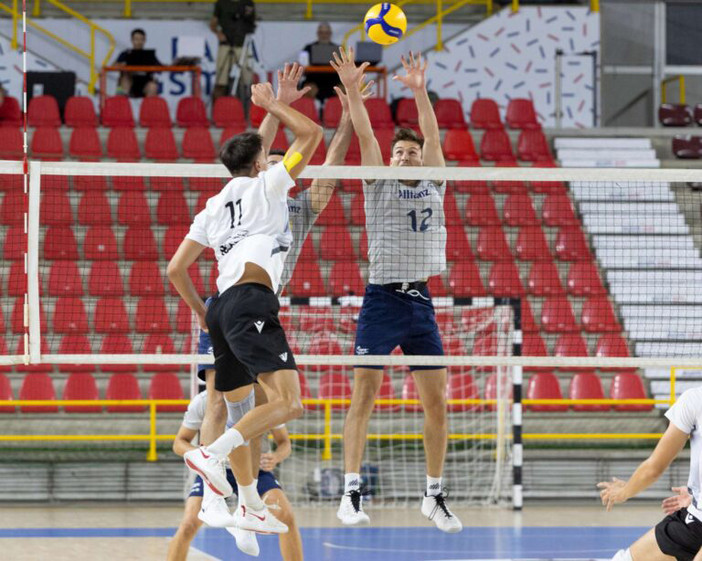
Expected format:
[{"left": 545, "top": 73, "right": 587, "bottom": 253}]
[
  {"left": 167, "top": 82, "right": 322, "bottom": 534},
  {"left": 599, "top": 387, "right": 702, "bottom": 561},
  {"left": 167, "top": 384, "right": 302, "bottom": 560}
]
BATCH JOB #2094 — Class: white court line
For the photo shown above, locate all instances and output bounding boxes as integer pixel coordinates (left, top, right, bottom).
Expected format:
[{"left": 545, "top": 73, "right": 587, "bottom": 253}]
[
  {"left": 323, "top": 542, "right": 614, "bottom": 557},
  {"left": 188, "top": 545, "right": 220, "bottom": 561}
]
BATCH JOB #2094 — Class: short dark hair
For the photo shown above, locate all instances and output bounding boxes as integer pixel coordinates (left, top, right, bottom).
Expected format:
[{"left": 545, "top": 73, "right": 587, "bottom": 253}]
[
  {"left": 391, "top": 128, "right": 424, "bottom": 153},
  {"left": 220, "top": 132, "right": 263, "bottom": 175},
  {"left": 268, "top": 149, "right": 286, "bottom": 157},
  {"left": 131, "top": 28, "right": 146, "bottom": 38}
]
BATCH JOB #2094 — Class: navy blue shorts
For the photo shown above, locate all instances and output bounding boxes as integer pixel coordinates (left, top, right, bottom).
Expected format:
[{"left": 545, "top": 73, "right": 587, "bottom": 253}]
[
  {"left": 189, "top": 469, "right": 281, "bottom": 498},
  {"left": 354, "top": 284, "right": 444, "bottom": 370}
]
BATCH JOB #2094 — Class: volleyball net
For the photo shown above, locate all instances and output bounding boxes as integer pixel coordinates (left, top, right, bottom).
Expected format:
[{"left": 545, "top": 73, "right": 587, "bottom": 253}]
[{"left": 2, "top": 160, "right": 702, "bottom": 506}]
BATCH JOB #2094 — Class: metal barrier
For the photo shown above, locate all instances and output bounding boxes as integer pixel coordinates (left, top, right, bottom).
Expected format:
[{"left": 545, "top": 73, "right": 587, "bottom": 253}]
[{"left": 662, "top": 75, "right": 687, "bottom": 105}]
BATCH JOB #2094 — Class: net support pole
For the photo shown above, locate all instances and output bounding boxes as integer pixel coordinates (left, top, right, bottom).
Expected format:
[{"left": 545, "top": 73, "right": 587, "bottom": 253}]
[
  {"left": 27, "top": 161, "right": 41, "bottom": 364},
  {"left": 511, "top": 298, "right": 523, "bottom": 511}
]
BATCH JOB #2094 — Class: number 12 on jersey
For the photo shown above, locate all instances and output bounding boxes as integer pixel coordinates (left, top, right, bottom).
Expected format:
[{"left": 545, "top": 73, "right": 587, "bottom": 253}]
[
  {"left": 226, "top": 199, "right": 243, "bottom": 229},
  {"left": 407, "top": 208, "right": 433, "bottom": 232}
]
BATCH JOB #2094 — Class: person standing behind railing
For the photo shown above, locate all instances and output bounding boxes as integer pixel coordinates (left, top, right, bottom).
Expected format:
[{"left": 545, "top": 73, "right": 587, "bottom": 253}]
[
  {"left": 114, "top": 28, "right": 162, "bottom": 97},
  {"left": 210, "top": 0, "right": 256, "bottom": 102}
]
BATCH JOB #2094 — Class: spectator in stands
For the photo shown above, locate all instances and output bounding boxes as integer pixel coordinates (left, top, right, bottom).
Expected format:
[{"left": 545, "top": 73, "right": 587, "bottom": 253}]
[
  {"left": 299, "top": 22, "right": 341, "bottom": 105},
  {"left": 114, "top": 28, "right": 162, "bottom": 98},
  {"left": 210, "top": 0, "right": 256, "bottom": 102}
]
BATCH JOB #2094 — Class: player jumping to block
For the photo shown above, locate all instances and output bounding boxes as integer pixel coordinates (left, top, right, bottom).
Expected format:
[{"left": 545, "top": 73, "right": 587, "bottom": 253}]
[
  {"left": 598, "top": 386, "right": 702, "bottom": 561},
  {"left": 330, "top": 47, "right": 462, "bottom": 533},
  {"left": 167, "top": 81, "right": 323, "bottom": 534}
]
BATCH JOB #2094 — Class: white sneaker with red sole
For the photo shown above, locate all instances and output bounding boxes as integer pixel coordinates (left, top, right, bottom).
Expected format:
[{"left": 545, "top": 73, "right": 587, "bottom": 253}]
[
  {"left": 183, "top": 447, "right": 233, "bottom": 497},
  {"left": 233, "top": 503, "right": 289, "bottom": 534},
  {"left": 226, "top": 525, "right": 260, "bottom": 557}
]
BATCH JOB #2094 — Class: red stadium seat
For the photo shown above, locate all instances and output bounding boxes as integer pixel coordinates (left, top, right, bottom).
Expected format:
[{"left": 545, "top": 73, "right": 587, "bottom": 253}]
[
  {"left": 182, "top": 127, "right": 216, "bottom": 162},
  {"left": 65, "top": 96, "right": 98, "bottom": 127},
  {"left": 465, "top": 193, "right": 500, "bottom": 226},
  {"left": 658, "top": 103, "right": 692, "bottom": 127},
  {"left": 323, "top": 96, "right": 342, "bottom": 128},
  {"left": 611, "top": 372, "right": 651, "bottom": 411},
  {"left": 320, "top": 226, "right": 356, "bottom": 261},
  {"left": 447, "top": 371, "right": 479, "bottom": 412},
  {"left": 695, "top": 105, "right": 702, "bottom": 126},
  {"left": 135, "top": 297, "right": 171, "bottom": 333},
  {"left": 142, "top": 334, "right": 178, "bottom": 371},
  {"left": 213, "top": 96, "right": 246, "bottom": 128},
  {"left": 4, "top": 226, "right": 24, "bottom": 260},
  {"left": 527, "top": 262, "right": 564, "bottom": 296},
  {"left": 396, "top": 98, "right": 418, "bottom": 128},
  {"left": 28, "top": 95, "right": 61, "bottom": 127},
  {"left": 300, "top": 308, "right": 335, "bottom": 335},
  {"left": 106, "top": 373, "right": 145, "bottom": 412},
  {"left": 0, "top": 127, "right": 23, "bottom": 159},
  {"left": 491, "top": 160, "right": 526, "bottom": 194},
  {"left": 118, "top": 192, "right": 151, "bottom": 226},
  {"left": 99, "top": 335, "right": 136, "bottom": 372},
  {"left": 448, "top": 262, "right": 487, "bottom": 297},
  {"left": 290, "top": 97, "right": 320, "bottom": 124},
  {"left": 0, "top": 96, "right": 22, "bottom": 127},
  {"left": 163, "top": 225, "right": 190, "bottom": 260},
  {"left": 219, "top": 125, "right": 246, "bottom": 145},
  {"left": 175, "top": 300, "right": 195, "bottom": 333},
  {"left": 102, "top": 96, "right": 135, "bottom": 127},
  {"left": 506, "top": 98, "right": 539, "bottom": 130},
  {"left": 157, "top": 192, "right": 191, "bottom": 225},
  {"left": 176, "top": 96, "right": 208, "bottom": 127},
  {"left": 555, "top": 226, "right": 591, "bottom": 261},
  {"left": 554, "top": 333, "right": 588, "bottom": 358},
  {"left": 428, "top": 274, "right": 449, "bottom": 297},
  {"left": 57, "top": 335, "right": 95, "bottom": 373},
  {"left": 526, "top": 372, "right": 567, "bottom": 412},
  {"left": 48, "top": 261, "right": 83, "bottom": 296},
  {"left": 169, "top": 264, "right": 204, "bottom": 297},
  {"left": 581, "top": 298, "right": 620, "bottom": 333},
  {"left": 129, "top": 262, "right": 165, "bottom": 296},
  {"left": 1, "top": 191, "right": 24, "bottom": 225},
  {"left": 249, "top": 104, "right": 267, "bottom": 128},
  {"left": 113, "top": 176, "right": 147, "bottom": 192},
  {"left": 73, "top": 175, "right": 109, "bottom": 192},
  {"left": 329, "top": 261, "right": 365, "bottom": 297},
  {"left": 540, "top": 297, "right": 578, "bottom": 333},
  {"left": 150, "top": 176, "right": 185, "bottom": 192},
  {"left": 139, "top": 96, "right": 171, "bottom": 128},
  {"left": 529, "top": 160, "right": 567, "bottom": 194},
  {"left": 63, "top": 373, "right": 101, "bottom": 413},
  {"left": 271, "top": 128, "right": 290, "bottom": 152},
  {"left": 487, "top": 261, "right": 524, "bottom": 297},
  {"left": 484, "top": 372, "right": 513, "bottom": 410},
  {"left": 31, "top": 127, "right": 63, "bottom": 160},
  {"left": 7, "top": 260, "right": 31, "bottom": 296},
  {"left": 349, "top": 193, "right": 365, "bottom": 226},
  {"left": 470, "top": 98, "right": 502, "bottom": 129},
  {"left": 145, "top": 127, "right": 178, "bottom": 161},
  {"left": 44, "top": 226, "right": 79, "bottom": 260},
  {"left": 107, "top": 127, "right": 140, "bottom": 161},
  {"left": 434, "top": 99, "right": 467, "bottom": 129},
  {"left": 84, "top": 226, "right": 119, "bottom": 260},
  {"left": 402, "top": 374, "right": 423, "bottom": 412},
  {"left": 318, "top": 372, "right": 352, "bottom": 410},
  {"left": 480, "top": 129, "right": 514, "bottom": 161},
  {"left": 595, "top": 333, "right": 633, "bottom": 373},
  {"left": 476, "top": 226, "right": 512, "bottom": 261},
  {"left": 672, "top": 135, "right": 702, "bottom": 159},
  {"left": 522, "top": 332, "right": 549, "bottom": 372},
  {"left": 542, "top": 194, "right": 578, "bottom": 227},
  {"left": 365, "top": 98, "right": 394, "bottom": 128},
  {"left": 149, "top": 373, "right": 186, "bottom": 412},
  {"left": 0, "top": 374, "right": 14, "bottom": 412},
  {"left": 19, "top": 374, "right": 58, "bottom": 413},
  {"left": 445, "top": 226, "right": 474, "bottom": 261},
  {"left": 517, "top": 129, "right": 551, "bottom": 161},
  {"left": 315, "top": 192, "right": 347, "bottom": 226},
  {"left": 570, "top": 372, "right": 609, "bottom": 412},
  {"left": 94, "top": 297, "right": 130, "bottom": 333},
  {"left": 41, "top": 191, "right": 73, "bottom": 225},
  {"left": 442, "top": 129, "right": 479, "bottom": 163},
  {"left": 124, "top": 226, "right": 159, "bottom": 260},
  {"left": 69, "top": 127, "right": 102, "bottom": 160},
  {"left": 442, "top": 191, "right": 462, "bottom": 227},
  {"left": 502, "top": 193, "right": 539, "bottom": 226},
  {"left": 566, "top": 262, "right": 605, "bottom": 297}
]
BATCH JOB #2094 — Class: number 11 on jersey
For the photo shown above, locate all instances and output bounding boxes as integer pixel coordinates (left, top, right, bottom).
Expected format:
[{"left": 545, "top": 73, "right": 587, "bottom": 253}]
[{"left": 226, "top": 199, "right": 243, "bottom": 229}]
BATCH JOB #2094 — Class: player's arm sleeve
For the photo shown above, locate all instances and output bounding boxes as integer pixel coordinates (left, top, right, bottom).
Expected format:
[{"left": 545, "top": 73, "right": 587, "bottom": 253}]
[
  {"left": 182, "top": 399, "right": 204, "bottom": 431},
  {"left": 185, "top": 209, "right": 210, "bottom": 247},
  {"left": 263, "top": 161, "right": 296, "bottom": 200},
  {"left": 665, "top": 390, "right": 697, "bottom": 434}
]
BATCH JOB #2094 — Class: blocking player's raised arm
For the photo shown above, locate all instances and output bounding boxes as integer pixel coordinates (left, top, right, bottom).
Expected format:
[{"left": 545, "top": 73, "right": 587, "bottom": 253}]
[
  {"left": 330, "top": 46, "right": 384, "bottom": 167},
  {"left": 251, "top": 82, "right": 323, "bottom": 181},
  {"left": 394, "top": 52, "right": 445, "bottom": 168}
]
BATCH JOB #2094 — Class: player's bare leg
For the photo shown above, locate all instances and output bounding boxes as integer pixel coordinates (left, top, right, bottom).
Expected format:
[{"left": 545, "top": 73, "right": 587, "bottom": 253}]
[
  {"left": 337, "top": 367, "right": 383, "bottom": 525},
  {"left": 414, "top": 368, "right": 462, "bottom": 533},
  {"left": 167, "top": 496, "right": 203, "bottom": 561},
  {"left": 199, "top": 371, "right": 227, "bottom": 447},
  {"left": 625, "top": 528, "right": 675, "bottom": 561},
  {"left": 264, "top": 488, "right": 303, "bottom": 561}
]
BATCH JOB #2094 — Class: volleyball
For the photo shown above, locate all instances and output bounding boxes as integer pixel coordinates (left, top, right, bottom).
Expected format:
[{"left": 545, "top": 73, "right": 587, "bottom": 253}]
[{"left": 364, "top": 3, "right": 407, "bottom": 46}]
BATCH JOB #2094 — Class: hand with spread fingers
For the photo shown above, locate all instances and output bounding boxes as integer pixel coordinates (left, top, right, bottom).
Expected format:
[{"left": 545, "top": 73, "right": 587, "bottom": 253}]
[
  {"left": 662, "top": 486, "right": 692, "bottom": 515},
  {"left": 276, "top": 62, "right": 311, "bottom": 106},
  {"left": 597, "top": 478, "right": 629, "bottom": 511},
  {"left": 330, "top": 46, "right": 369, "bottom": 91},
  {"left": 251, "top": 82, "right": 276, "bottom": 110},
  {"left": 393, "top": 51, "right": 429, "bottom": 92},
  {"left": 335, "top": 78, "right": 375, "bottom": 113}
]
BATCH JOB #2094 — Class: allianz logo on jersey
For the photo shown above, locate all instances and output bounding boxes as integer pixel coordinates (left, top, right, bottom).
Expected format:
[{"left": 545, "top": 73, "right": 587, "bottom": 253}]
[
  {"left": 288, "top": 203, "right": 302, "bottom": 214},
  {"left": 219, "top": 230, "right": 249, "bottom": 255},
  {"left": 397, "top": 188, "right": 431, "bottom": 199}
]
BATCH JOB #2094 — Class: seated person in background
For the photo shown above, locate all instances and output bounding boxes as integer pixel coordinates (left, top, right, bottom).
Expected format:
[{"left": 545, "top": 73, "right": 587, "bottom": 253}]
[
  {"left": 114, "top": 28, "right": 162, "bottom": 98},
  {"left": 300, "top": 22, "right": 341, "bottom": 104}
]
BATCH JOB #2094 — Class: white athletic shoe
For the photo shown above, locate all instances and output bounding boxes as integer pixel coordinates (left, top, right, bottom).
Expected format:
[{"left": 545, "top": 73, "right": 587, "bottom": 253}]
[
  {"left": 337, "top": 490, "right": 371, "bottom": 526},
  {"left": 233, "top": 503, "right": 289, "bottom": 534},
  {"left": 226, "top": 525, "right": 260, "bottom": 557},
  {"left": 184, "top": 447, "right": 233, "bottom": 497},
  {"left": 421, "top": 492, "right": 463, "bottom": 533},
  {"left": 198, "top": 495, "right": 237, "bottom": 528}
]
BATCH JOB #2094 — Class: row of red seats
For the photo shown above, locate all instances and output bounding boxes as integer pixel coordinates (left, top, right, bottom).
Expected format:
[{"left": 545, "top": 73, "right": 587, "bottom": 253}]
[
  {"left": 659, "top": 103, "right": 702, "bottom": 127},
  {"left": 12, "top": 94, "right": 540, "bottom": 131},
  {"left": 672, "top": 135, "right": 702, "bottom": 159}
]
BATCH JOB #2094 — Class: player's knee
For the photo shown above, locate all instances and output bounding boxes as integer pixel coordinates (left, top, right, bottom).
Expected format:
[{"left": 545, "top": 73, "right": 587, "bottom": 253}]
[
  {"left": 275, "top": 503, "right": 296, "bottom": 528},
  {"left": 285, "top": 395, "right": 304, "bottom": 419},
  {"left": 179, "top": 518, "right": 201, "bottom": 539},
  {"left": 423, "top": 396, "right": 447, "bottom": 422},
  {"left": 208, "top": 394, "right": 227, "bottom": 422}
]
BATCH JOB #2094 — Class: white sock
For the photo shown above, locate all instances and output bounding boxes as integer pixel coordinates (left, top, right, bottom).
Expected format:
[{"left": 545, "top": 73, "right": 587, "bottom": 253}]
[
  {"left": 426, "top": 476, "right": 442, "bottom": 496},
  {"left": 206, "top": 428, "right": 245, "bottom": 457},
  {"left": 344, "top": 473, "right": 361, "bottom": 494},
  {"left": 238, "top": 481, "right": 264, "bottom": 510},
  {"left": 612, "top": 549, "right": 632, "bottom": 561}
]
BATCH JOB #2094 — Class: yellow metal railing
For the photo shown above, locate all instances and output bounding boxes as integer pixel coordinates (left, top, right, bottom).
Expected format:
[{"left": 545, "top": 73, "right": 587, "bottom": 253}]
[
  {"left": 662, "top": 75, "right": 687, "bottom": 105},
  {"left": 1, "top": 0, "right": 115, "bottom": 94},
  {"left": 511, "top": 0, "right": 599, "bottom": 12}
]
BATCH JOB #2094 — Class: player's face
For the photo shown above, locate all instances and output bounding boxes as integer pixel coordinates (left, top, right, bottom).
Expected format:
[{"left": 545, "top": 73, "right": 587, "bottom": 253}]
[
  {"left": 390, "top": 141, "right": 423, "bottom": 167},
  {"left": 267, "top": 154, "right": 284, "bottom": 169},
  {"left": 131, "top": 32, "right": 146, "bottom": 49}
]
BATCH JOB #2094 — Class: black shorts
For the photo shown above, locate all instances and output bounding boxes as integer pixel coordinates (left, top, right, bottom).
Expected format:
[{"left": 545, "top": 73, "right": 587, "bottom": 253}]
[
  {"left": 205, "top": 283, "right": 297, "bottom": 392},
  {"left": 655, "top": 508, "right": 702, "bottom": 561}
]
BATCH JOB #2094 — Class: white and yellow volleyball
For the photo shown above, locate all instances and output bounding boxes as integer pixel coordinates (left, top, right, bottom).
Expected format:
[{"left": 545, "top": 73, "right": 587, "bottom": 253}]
[{"left": 364, "top": 3, "right": 407, "bottom": 46}]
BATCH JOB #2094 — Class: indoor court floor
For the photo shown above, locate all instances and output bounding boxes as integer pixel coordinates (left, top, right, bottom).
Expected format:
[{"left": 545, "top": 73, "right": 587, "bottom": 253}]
[{"left": 0, "top": 503, "right": 662, "bottom": 560}]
